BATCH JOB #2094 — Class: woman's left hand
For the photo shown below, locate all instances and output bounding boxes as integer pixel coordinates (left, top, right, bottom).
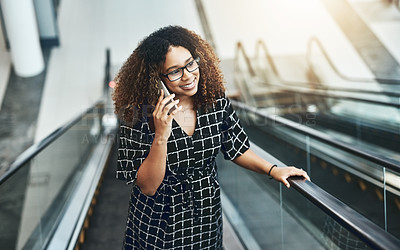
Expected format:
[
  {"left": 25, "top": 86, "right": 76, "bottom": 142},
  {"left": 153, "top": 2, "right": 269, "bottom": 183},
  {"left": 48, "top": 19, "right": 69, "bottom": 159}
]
[{"left": 270, "top": 166, "right": 310, "bottom": 188}]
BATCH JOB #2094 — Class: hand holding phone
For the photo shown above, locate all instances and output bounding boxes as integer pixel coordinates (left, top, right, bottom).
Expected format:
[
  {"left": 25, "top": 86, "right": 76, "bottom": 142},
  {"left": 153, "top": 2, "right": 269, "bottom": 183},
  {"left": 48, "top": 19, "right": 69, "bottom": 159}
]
[{"left": 159, "top": 80, "right": 178, "bottom": 113}]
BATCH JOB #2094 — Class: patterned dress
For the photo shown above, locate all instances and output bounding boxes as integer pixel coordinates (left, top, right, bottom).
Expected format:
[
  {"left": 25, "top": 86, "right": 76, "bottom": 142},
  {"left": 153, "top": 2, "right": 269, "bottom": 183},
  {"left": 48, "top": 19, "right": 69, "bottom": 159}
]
[{"left": 117, "top": 97, "right": 250, "bottom": 249}]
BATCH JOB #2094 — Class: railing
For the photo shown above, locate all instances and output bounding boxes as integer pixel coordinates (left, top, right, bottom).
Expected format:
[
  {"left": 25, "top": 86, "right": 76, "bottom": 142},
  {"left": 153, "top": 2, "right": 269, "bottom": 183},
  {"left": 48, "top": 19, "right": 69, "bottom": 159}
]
[
  {"left": 237, "top": 40, "right": 400, "bottom": 102},
  {"left": 232, "top": 100, "right": 400, "bottom": 175},
  {"left": 255, "top": 39, "right": 400, "bottom": 97},
  {"left": 306, "top": 37, "right": 400, "bottom": 85},
  {"left": 218, "top": 142, "right": 400, "bottom": 250},
  {"left": 233, "top": 42, "right": 260, "bottom": 107},
  {"left": 0, "top": 102, "right": 115, "bottom": 249},
  {"left": 230, "top": 100, "right": 400, "bottom": 238},
  {"left": 0, "top": 47, "right": 113, "bottom": 186},
  {"left": 266, "top": 84, "right": 400, "bottom": 109},
  {"left": 236, "top": 40, "right": 400, "bottom": 129},
  {"left": 234, "top": 40, "right": 400, "bottom": 172},
  {"left": 0, "top": 100, "right": 102, "bottom": 185},
  {"left": 0, "top": 49, "right": 117, "bottom": 250}
]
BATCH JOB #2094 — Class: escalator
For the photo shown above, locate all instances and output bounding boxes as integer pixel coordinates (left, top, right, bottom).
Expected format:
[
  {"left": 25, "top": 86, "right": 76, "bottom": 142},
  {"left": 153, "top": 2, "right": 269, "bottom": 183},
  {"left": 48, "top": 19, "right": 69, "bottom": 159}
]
[
  {"left": 235, "top": 38, "right": 400, "bottom": 154},
  {"left": 234, "top": 104, "right": 400, "bottom": 238},
  {"left": 2, "top": 95, "right": 399, "bottom": 249},
  {"left": 0, "top": 98, "right": 118, "bottom": 249},
  {"left": 304, "top": 37, "right": 400, "bottom": 153},
  {"left": 229, "top": 36, "right": 400, "bottom": 244},
  {"left": 0, "top": 48, "right": 399, "bottom": 249},
  {"left": 215, "top": 95, "right": 400, "bottom": 248},
  {"left": 319, "top": 0, "right": 400, "bottom": 80},
  {"left": 217, "top": 139, "right": 399, "bottom": 250},
  {"left": 0, "top": 49, "right": 120, "bottom": 250}
]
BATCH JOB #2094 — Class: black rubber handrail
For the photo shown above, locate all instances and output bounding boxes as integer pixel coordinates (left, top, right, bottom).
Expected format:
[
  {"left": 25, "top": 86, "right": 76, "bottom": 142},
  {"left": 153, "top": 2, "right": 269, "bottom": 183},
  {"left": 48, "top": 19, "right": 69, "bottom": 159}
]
[
  {"left": 254, "top": 39, "right": 400, "bottom": 97},
  {"left": 288, "top": 176, "right": 400, "bottom": 250},
  {"left": 306, "top": 36, "right": 400, "bottom": 85},
  {"left": 231, "top": 100, "right": 400, "bottom": 174}
]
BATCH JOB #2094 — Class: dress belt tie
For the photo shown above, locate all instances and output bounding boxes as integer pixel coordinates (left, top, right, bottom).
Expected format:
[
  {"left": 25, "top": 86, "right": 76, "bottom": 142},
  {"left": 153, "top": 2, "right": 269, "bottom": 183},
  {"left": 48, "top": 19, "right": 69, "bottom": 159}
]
[{"left": 166, "top": 167, "right": 216, "bottom": 222}]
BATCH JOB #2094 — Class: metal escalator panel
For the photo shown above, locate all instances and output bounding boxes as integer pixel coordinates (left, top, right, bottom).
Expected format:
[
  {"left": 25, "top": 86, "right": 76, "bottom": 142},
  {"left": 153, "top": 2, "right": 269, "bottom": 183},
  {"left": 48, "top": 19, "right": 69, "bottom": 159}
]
[
  {"left": 0, "top": 102, "right": 115, "bottom": 250},
  {"left": 231, "top": 101, "right": 400, "bottom": 240}
]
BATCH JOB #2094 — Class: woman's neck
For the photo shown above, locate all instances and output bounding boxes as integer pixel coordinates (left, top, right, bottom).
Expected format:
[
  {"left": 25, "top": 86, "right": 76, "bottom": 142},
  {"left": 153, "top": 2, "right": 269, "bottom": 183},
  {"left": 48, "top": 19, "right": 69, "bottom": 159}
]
[{"left": 176, "top": 95, "right": 194, "bottom": 110}]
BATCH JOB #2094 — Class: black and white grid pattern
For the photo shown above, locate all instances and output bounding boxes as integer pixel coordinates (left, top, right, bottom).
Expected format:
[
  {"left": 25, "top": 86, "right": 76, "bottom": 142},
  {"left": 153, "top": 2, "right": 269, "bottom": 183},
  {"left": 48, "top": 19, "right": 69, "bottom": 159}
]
[{"left": 117, "top": 97, "right": 250, "bottom": 249}]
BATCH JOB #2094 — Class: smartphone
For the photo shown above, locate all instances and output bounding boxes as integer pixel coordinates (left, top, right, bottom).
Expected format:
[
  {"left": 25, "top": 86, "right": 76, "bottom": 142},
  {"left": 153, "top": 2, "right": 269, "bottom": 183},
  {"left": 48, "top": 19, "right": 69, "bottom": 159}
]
[{"left": 159, "top": 80, "right": 178, "bottom": 113}]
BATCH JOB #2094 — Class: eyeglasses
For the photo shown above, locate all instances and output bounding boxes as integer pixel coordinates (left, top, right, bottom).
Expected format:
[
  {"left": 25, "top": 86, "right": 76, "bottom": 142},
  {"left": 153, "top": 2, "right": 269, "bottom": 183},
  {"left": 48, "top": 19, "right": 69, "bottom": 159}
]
[{"left": 161, "top": 57, "right": 200, "bottom": 82}]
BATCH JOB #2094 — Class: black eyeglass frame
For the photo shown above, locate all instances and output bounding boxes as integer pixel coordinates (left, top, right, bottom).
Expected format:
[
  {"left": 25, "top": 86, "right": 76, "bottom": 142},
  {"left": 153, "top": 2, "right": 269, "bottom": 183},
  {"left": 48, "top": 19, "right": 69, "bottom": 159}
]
[{"left": 161, "top": 57, "right": 200, "bottom": 82}]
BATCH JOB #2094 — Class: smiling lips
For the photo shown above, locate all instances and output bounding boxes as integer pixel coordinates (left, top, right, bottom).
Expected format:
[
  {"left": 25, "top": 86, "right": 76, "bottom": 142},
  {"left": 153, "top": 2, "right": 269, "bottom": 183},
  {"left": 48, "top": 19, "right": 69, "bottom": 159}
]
[{"left": 180, "top": 78, "right": 196, "bottom": 90}]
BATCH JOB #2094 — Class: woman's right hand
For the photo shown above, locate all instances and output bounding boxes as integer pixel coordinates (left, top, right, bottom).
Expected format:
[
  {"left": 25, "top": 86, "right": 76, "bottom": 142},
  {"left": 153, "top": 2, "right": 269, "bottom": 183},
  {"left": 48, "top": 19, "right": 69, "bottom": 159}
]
[{"left": 152, "top": 90, "right": 181, "bottom": 142}]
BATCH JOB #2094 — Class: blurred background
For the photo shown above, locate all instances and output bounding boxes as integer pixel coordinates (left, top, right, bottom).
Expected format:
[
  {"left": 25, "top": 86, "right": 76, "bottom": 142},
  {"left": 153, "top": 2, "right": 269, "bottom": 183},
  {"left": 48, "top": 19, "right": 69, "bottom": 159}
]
[{"left": 0, "top": 0, "right": 399, "bottom": 249}]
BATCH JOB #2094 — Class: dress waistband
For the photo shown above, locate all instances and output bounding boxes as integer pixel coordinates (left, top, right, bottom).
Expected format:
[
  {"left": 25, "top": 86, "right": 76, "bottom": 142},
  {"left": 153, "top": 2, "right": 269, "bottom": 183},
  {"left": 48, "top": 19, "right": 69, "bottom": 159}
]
[{"left": 163, "top": 167, "right": 218, "bottom": 221}]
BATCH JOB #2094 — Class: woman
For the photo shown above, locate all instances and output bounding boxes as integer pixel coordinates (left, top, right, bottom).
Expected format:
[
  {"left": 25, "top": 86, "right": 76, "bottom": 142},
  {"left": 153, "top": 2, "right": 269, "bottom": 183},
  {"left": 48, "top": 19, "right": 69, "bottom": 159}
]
[{"left": 113, "top": 25, "right": 310, "bottom": 249}]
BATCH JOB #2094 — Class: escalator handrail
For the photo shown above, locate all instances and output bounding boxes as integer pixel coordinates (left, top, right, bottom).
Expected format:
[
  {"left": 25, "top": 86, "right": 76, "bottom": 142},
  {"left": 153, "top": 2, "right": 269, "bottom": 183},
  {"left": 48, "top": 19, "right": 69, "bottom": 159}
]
[
  {"left": 231, "top": 100, "right": 400, "bottom": 174},
  {"left": 254, "top": 39, "right": 400, "bottom": 97},
  {"left": 0, "top": 100, "right": 105, "bottom": 185},
  {"left": 288, "top": 176, "right": 400, "bottom": 249},
  {"left": 235, "top": 42, "right": 257, "bottom": 77},
  {"left": 251, "top": 143, "right": 400, "bottom": 249},
  {"left": 306, "top": 36, "right": 400, "bottom": 85}
]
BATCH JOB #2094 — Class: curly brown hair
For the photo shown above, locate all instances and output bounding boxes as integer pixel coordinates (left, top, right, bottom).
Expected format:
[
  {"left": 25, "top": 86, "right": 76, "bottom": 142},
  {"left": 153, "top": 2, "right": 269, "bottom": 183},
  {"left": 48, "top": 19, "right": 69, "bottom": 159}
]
[{"left": 112, "top": 25, "right": 225, "bottom": 125}]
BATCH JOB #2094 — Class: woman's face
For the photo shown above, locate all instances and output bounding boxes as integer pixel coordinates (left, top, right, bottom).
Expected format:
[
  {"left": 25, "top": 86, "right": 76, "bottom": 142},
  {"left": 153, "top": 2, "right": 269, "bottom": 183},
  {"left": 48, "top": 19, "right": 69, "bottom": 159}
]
[{"left": 161, "top": 46, "right": 200, "bottom": 99}]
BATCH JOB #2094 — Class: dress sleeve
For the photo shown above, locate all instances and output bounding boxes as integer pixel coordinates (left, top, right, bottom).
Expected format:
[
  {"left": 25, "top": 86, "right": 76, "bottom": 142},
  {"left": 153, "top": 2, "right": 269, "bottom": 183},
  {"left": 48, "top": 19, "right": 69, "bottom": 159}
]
[
  {"left": 220, "top": 98, "right": 250, "bottom": 160},
  {"left": 116, "top": 122, "right": 152, "bottom": 184}
]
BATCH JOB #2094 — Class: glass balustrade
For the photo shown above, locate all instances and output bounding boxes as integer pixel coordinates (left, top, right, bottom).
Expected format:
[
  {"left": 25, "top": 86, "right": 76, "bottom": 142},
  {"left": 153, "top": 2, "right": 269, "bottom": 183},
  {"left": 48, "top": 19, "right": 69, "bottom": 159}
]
[
  {"left": 217, "top": 153, "right": 372, "bottom": 249},
  {"left": 0, "top": 103, "right": 107, "bottom": 249},
  {"left": 232, "top": 106, "right": 400, "bottom": 240}
]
